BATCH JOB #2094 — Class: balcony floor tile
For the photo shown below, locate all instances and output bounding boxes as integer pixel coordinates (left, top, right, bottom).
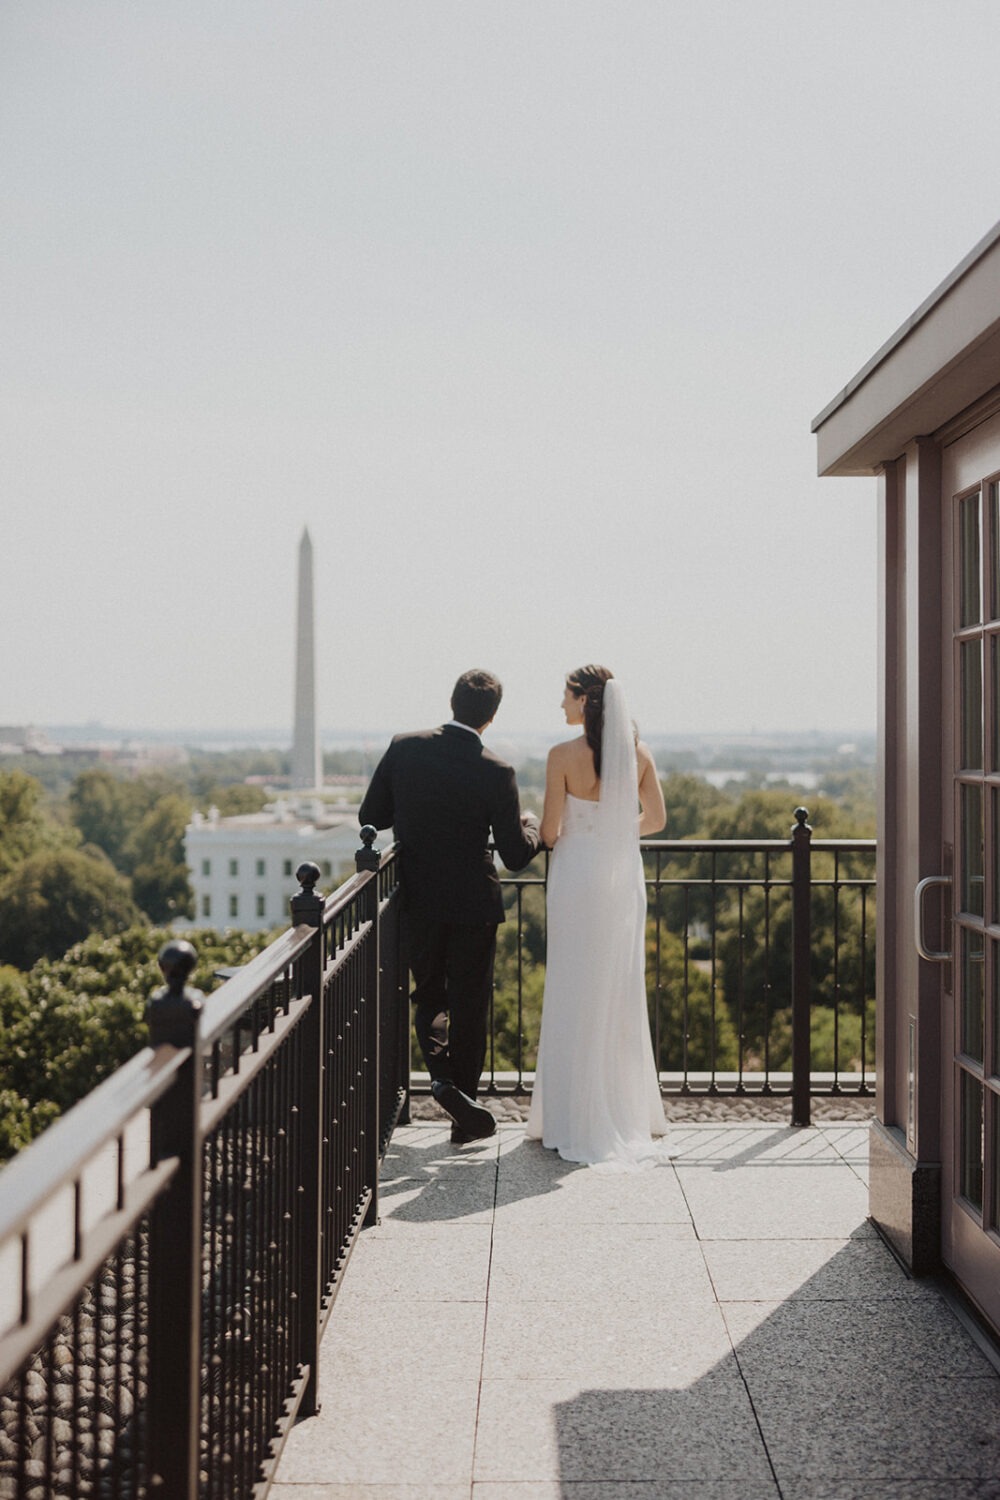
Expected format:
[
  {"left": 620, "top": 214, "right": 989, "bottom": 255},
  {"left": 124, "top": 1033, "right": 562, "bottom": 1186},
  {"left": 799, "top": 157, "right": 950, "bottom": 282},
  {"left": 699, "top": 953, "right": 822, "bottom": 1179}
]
[
  {"left": 780, "top": 1484, "right": 1000, "bottom": 1500},
  {"left": 702, "top": 1236, "right": 938, "bottom": 1303},
  {"left": 274, "top": 1120, "right": 1000, "bottom": 1497},
  {"left": 472, "top": 1486, "right": 781, "bottom": 1500},
  {"left": 275, "top": 1374, "right": 479, "bottom": 1485},
  {"left": 665, "top": 1122, "right": 846, "bottom": 1166},
  {"left": 750, "top": 1375, "right": 1000, "bottom": 1481},
  {"left": 271, "top": 1489, "right": 472, "bottom": 1499},
  {"left": 481, "top": 1298, "right": 732, "bottom": 1385},
  {"left": 311, "top": 1299, "right": 487, "bottom": 1386},
  {"left": 675, "top": 1159, "right": 872, "bottom": 1240},
  {"left": 494, "top": 1142, "right": 690, "bottom": 1225},
  {"left": 473, "top": 1368, "right": 772, "bottom": 1485},
  {"left": 334, "top": 1221, "right": 493, "bottom": 1302},
  {"left": 721, "top": 1295, "right": 997, "bottom": 1383},
  {"left": 487, "top": 1222, "right": 703, "bottom": 1303}
]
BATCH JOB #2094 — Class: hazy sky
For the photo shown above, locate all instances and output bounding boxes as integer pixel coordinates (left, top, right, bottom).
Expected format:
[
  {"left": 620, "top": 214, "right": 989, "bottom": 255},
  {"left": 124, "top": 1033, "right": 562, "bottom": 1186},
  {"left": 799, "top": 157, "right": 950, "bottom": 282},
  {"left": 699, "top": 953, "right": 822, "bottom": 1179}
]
[{"left": 4, "top": 2, "right": 1000, "bottom": 741}]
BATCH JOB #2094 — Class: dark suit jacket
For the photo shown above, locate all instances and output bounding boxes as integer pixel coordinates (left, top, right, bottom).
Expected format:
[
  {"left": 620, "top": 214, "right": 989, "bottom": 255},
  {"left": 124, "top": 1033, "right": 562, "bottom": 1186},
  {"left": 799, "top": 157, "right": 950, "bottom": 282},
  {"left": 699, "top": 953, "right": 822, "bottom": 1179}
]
[{"left": 358, "top": 724, "right": 542, "bottom": 924}]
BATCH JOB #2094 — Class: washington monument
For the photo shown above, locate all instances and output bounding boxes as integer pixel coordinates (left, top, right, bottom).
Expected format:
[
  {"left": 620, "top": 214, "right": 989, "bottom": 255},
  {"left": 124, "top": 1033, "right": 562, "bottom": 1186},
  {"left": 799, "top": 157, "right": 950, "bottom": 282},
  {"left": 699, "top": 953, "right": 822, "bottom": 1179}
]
[{"left": 290, "top": 527, "right": 321, "bottom": 791}]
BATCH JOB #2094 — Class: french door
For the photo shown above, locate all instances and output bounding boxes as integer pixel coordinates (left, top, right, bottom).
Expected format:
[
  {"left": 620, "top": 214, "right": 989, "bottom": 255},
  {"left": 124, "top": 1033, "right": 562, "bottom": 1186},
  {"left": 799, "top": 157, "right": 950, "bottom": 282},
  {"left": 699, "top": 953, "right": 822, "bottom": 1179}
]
[{"left": 941, "top": 448, "right": 1000, "bottom": 1326}]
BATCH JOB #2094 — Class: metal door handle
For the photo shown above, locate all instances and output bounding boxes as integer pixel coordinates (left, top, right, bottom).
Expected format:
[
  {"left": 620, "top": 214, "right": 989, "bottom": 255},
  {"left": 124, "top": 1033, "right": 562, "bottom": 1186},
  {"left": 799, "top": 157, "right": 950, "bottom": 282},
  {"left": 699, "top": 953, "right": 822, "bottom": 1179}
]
[{"left": 915, "top": 876, "right": 952, "bottom": 961}]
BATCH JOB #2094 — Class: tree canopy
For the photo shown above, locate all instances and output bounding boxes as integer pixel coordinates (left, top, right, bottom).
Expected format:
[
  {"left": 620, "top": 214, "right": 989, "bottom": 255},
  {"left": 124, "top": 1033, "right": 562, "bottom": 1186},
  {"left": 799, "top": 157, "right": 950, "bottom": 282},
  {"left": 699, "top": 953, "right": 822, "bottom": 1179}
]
[
  {"left": 0, "top": 769, "right": 77, "bottom": 877},
  {"left": 0, "top": 848, "right": 143, "bottom": 970},
  {"left": 0, "top": 925, "right": 272, "bottom": 1161}
]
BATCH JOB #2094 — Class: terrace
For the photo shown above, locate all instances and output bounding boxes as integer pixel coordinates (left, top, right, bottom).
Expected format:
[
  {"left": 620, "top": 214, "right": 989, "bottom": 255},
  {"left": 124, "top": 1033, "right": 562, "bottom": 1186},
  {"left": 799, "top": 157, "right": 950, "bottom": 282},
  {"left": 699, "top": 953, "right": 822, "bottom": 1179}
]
[
  {"left": 2, "top": 816, "right": 997, "bottom": 1498},
  {"left": 272, "top": 1115, "right": 1000, "bottom": 1498}
]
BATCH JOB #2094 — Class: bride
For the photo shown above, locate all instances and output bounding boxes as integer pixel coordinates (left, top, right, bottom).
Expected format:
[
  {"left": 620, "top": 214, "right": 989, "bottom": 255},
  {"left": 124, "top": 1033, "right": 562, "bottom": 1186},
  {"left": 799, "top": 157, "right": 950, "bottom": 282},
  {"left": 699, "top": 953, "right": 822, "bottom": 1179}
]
[{"left": 526, "top": 665, "right": 668, "bottom": 1166}]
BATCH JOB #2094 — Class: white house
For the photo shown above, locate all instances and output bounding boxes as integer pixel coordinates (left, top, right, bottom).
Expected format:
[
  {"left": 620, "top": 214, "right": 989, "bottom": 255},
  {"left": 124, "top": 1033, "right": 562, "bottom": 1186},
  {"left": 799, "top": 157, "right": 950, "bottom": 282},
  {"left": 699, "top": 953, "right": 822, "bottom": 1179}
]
[{"left": 182, "top": 801, "right": 363, "bottom": 933}]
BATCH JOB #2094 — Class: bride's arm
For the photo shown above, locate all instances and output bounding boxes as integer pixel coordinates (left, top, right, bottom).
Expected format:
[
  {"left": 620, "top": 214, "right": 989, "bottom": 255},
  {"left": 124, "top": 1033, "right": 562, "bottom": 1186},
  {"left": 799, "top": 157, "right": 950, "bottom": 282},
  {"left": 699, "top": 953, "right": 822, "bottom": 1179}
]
[
  {"left": 637, "top": 743, "right": 666, "bottom": 836},
  {"left": 539, "top": 745, "right": 567, "bottom": 848}
]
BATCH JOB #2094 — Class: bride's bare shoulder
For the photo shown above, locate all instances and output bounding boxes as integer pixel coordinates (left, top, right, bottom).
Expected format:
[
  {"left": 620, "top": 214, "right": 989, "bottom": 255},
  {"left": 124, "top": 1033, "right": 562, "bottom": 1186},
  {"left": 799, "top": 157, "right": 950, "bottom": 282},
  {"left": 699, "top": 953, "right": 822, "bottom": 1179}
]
[{"left": 547, "top": 736, "right": 585, "bottom": 765}]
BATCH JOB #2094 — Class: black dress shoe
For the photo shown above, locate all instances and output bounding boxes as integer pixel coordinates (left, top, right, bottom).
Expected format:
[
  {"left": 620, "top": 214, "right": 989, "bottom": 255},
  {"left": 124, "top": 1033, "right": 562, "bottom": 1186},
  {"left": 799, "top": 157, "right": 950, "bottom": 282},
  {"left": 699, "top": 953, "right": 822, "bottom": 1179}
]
[
  {"left": 431, "top": 1079, "right": 497, "bottom": 1140},
  {"left": 450, "top": 1123, "right": 496, "bottom": 1144}
]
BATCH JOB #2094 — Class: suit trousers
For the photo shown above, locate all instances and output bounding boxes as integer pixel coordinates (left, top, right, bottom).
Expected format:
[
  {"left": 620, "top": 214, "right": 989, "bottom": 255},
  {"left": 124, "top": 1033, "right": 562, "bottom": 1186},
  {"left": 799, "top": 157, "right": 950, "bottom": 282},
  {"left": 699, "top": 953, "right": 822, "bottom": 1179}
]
[{"left": 406, "top": 915, "right": 498, "bottom": 1100}]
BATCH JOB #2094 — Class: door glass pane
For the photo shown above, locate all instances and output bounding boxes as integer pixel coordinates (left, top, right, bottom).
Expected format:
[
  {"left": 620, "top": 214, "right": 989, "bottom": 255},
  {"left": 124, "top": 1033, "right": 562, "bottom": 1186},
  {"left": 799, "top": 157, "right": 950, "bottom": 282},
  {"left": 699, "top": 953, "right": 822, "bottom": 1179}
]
[
  {"left": 959, "top": 492, "right": 983, "bottom": 627},
  {"left": 961, "top": 1070, "right": 985, "bottom": 1211},
  {"left": 993, "top": 638, "right": 1000, "bottom": 773},
  {"left": 961, "top": 783, "right": 984, "bottom": 917},
  {"left": 961, "top": 492, "right": 982, "bottom": 627},
  {"left": 991, "top": 482, "right": 1000, "bottom": 622},
  {"left": 992, "top": 1097, "right": 1000, "bottom": 1230},
  {"left": 961, "top": 641, "right": 984, "bottom": 769},
  {"left": 962, "top": 926, "right": 985, "bottom": 1062}
]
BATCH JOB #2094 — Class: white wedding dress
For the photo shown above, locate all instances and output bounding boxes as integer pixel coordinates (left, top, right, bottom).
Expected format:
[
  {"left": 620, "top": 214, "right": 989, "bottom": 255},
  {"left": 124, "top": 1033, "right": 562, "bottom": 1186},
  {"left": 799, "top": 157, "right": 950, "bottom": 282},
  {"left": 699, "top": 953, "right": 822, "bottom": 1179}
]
[{"left": 526, "top": 681, "right": 668, "bottom": 1168}]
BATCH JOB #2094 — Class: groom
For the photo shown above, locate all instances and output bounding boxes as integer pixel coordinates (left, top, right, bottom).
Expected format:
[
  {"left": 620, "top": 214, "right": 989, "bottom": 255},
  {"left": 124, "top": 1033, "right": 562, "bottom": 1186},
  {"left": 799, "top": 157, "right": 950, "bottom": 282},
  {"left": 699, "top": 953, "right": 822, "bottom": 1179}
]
[{"left": 359, "top": 670, "right": 543, "bottom": 1142}]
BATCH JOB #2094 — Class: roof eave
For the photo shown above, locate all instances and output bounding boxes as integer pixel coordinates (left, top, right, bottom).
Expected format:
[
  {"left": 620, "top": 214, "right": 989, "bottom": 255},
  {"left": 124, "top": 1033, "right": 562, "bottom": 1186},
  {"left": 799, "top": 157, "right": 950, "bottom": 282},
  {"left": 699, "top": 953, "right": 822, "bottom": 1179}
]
[{"left": 812, "top": 220, "right": 1000, "bottom": 478}]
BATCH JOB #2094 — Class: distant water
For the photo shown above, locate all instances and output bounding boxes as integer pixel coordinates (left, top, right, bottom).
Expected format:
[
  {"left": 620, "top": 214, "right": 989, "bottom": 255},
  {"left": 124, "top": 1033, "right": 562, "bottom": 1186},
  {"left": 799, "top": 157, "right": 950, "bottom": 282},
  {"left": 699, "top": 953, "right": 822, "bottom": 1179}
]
[{"left": 702, "top": 770, "right": 821, "bottom": 790}]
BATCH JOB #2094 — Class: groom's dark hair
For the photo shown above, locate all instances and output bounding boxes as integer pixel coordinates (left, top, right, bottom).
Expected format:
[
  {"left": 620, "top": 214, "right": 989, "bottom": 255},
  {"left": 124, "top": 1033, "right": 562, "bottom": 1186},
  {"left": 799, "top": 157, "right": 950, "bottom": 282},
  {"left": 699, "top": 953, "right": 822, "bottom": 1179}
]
[{"left": 451, "top": 669, "right": 503, "bottom": 728}]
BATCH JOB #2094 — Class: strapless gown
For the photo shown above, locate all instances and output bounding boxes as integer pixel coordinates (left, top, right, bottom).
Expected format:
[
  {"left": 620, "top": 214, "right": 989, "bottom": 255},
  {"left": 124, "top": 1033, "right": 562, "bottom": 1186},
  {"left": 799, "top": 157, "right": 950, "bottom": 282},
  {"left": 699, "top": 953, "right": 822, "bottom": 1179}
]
[{"left": 525, "top": 792, "right": 668, "bottom": 1167}]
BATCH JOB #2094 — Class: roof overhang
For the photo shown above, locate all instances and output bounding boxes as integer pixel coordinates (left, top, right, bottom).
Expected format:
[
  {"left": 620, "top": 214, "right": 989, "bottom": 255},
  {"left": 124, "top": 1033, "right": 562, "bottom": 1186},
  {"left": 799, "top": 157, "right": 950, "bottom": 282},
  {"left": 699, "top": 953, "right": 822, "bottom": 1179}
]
[{"left": 812, "top": 221, "right": 1000, "bottom": 477}]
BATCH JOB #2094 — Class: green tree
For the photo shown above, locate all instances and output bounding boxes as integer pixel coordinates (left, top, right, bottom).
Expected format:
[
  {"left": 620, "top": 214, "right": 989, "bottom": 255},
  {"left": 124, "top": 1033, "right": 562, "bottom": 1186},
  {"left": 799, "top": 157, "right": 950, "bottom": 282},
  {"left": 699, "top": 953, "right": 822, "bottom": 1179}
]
[
  {"left": 68, "top": 768, "right": 195, "bottom": 920},
  {"left": 67, "top": 767, "right": 134, "bottom": 866},
  {"left": 0, "top": 769, "right": 75, "bottom": 876},
  {"left": 660, "top": 772, "right": 732, "bottom": 838},
  {"left": 704, "top": 789, "right": 859, "bottom": 842},
  {"left": 485, "top": 882, "right": 738, "bottom": 1077},
  {"left": 124, "top": 792, "right": 194, "bottom": 921},
  {"left": 0, "top": 965, "right": 28, "bottom": 1028},
  {"left": 0, "top": 848, "right": 142, "bottom": 970},
  {"left": 647, "top": 922, "right": 739, "bottom": 1073},
  {"left": 0, "top": 925, "right": 272, "bottom": 1159},
  {"left": 490, "top": 883, "right": 548, "bottom": 1071},
  {"left": 210, "top": 784, "right": 269, "bottom": 816}
]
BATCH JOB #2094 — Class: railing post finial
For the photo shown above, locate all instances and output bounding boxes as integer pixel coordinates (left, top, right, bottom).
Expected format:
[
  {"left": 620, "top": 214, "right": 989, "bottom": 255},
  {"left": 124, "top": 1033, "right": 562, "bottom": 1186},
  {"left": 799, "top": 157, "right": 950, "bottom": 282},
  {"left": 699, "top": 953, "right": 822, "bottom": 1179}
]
[
  {"left": 291, "top": 860, "right": 324, "bottom": 927},
  {"left": 794, "top": 806, "right": 811, "bottom": 831},
  {"left": 356, "top": 824, "right": 381, "bottom": 874},
  {"left": 146, "top": 938, "right": 204, "bottom": 1496},
  {"left": 147, "top": 941, "right": 203, "bottom": 1048}
]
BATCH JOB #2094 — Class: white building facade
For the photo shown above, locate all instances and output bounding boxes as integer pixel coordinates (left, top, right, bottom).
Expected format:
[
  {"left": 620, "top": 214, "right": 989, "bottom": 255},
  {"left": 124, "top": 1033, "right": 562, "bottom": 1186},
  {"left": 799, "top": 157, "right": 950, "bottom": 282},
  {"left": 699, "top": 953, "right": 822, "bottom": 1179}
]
[{"left": 182, "top": 803, "right": 363, "bottom": 933}]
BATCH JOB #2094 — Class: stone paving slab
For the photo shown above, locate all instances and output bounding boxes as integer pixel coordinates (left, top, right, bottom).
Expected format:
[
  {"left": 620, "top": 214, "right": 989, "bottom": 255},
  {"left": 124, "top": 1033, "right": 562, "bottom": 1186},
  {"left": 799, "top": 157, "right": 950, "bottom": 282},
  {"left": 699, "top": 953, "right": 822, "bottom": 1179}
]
[
  {"left": 494, "top": 1144, "right": 691, "bottom": 1224},
  {"left": 752, "top": 1375, "right": 1000, "bottom": 1481},
  {"left": 271, "top": 1489, "right": 472, "bottom": 1500},
  {"left": 781, "top": 1483, "right": 1000, "bottom": 1500},
  {"left": 277, "top": 1372, "right": 480, "bottom": 1485},
  {"left": 702, "top": 1237, "right": 938, "bottom": 1302},
  {"left": 675, "top": 1158, "right": 874, "bottom": 1240},
  {"left": 473, "top": 1369, "right": 773, "bottom": 1485},
  {"left": 471, "top": 1487, "right": 782, "bottom": 1500},
  {"left": 482, "top": 1297, "right": 732, "bottom": 1385},
  {"left": 373, "top": 1166, "right": 498, "bottom": 1228},
  {"left": 333, "top": 1223, "right": 493, "bottom": 1302},
  {"left": 318, "top": 1297, "right": 487, "bottom": 1385},
  {"left": 667, "top": 1123, "right": 847, "bottom": 1165},
  {"left": 722, "top": 1296, "right": 997, "bottom": 1383},
  {"left": 487, "top": 1223, "right": 703, "bottom": 1302},
  {"left": 274, "top": 1119, "right": 1000, "bottom": 1497}
]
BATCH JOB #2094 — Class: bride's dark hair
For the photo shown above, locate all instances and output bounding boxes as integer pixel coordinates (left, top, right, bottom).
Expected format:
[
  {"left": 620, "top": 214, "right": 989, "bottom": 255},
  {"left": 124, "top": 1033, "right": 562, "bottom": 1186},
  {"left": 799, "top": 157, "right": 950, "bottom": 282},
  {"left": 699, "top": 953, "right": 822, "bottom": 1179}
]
[{"left": 566, "top": 664, "right": 614, "bottom": 776}]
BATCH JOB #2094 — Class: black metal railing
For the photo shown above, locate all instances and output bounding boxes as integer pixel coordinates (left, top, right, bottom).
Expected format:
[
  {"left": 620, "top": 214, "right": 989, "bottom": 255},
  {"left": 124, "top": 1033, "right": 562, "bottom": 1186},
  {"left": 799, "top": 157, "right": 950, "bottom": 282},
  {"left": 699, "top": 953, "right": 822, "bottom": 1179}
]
[
  {"left": 0, "top": 808, "right": 873, "bottom": 1498},
  {"left": 0, "top": 839, "right": 407, "bottom": 1500},
  {"left": 483, "top": 808, "right": 876, "bottom": 1124}
]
